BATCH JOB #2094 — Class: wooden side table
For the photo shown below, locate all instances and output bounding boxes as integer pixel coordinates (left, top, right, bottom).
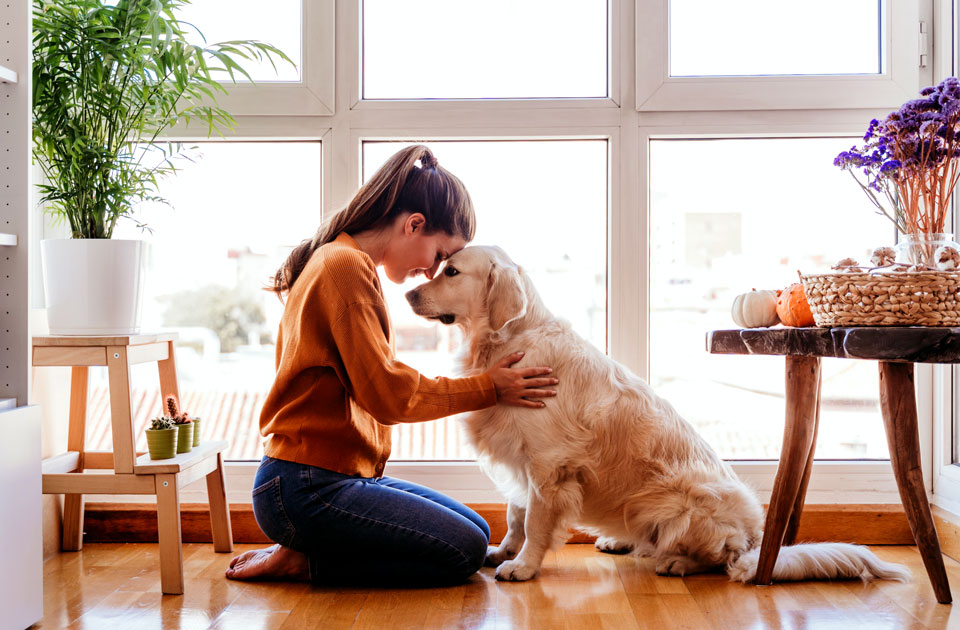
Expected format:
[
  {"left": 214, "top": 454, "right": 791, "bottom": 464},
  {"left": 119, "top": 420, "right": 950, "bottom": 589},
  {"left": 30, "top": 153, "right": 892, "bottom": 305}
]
[
  {"left": 34, "top": 333, "right": 233, "bottom": 595},
  {"left": 708, "top": 327, "right": 955, "bottom": 604}
]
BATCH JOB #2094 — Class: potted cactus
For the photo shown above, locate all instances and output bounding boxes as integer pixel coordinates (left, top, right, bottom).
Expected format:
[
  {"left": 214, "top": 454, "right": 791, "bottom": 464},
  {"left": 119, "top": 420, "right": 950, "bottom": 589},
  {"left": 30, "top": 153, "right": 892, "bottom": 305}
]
[
  {"left": 166, "top": 395, "right": 193, "bottom": 454},
  {"left": 146, "top": 417, "right": 178, "bottom": 460}
]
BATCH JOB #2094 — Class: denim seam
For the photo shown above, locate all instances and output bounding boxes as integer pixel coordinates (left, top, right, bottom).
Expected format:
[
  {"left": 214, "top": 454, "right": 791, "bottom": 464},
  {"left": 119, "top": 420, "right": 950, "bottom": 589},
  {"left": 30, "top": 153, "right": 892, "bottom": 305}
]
[
  {"left": 312, "top": 494, "right": 477, "bottom": 570},
  {"left": 254, "top": 476, "right": 298, "bottom": 548}
]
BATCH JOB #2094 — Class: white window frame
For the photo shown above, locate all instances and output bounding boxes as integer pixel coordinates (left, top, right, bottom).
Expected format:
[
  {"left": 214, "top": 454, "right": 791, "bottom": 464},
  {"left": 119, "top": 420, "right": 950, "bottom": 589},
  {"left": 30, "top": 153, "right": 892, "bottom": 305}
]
[
  {"left": 637, "top": 0, "right": 927, "bottom": 112},
  {"left": 54, "top": 0, "right": 947, "bottom": 507}
]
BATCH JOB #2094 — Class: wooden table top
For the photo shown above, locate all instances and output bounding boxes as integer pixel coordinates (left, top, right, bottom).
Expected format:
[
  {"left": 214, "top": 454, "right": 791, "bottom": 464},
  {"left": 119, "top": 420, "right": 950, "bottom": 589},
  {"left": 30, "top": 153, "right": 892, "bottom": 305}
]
[{"left": 707, "top": 326, "right": 960, "bottom": 363}]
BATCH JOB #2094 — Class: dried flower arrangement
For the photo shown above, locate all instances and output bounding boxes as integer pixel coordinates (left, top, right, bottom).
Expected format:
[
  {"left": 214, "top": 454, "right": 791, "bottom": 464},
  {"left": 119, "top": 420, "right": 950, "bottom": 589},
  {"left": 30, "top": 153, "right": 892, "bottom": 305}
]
[{"left": 834, "top": 77, "right": 960, "bottom": 236}]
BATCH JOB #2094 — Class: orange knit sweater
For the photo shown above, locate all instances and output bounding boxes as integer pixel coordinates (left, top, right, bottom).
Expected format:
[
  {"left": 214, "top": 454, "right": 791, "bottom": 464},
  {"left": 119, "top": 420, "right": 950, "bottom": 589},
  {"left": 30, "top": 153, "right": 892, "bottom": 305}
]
[{"left": 260, "top": 232, "right": 497, "bottom": 477}]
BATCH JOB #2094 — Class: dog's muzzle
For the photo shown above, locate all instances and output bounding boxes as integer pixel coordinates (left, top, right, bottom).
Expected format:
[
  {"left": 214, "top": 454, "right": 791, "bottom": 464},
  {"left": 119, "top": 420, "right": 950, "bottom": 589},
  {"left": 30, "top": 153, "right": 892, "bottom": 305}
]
[{"left": 405, "top": 289, "right": 455, "bottom": 325}]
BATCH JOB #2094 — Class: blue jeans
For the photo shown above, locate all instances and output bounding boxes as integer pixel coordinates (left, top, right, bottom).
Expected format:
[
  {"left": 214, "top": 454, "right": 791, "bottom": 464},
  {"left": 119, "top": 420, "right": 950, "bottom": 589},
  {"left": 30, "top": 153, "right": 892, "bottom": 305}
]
[{"left": 251, "top": 456, "right": 491, "bottom": 586}]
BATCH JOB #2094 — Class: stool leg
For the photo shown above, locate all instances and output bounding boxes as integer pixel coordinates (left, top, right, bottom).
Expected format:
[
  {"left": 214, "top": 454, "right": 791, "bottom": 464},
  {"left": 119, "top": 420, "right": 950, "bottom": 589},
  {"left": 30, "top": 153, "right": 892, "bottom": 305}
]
[
  {"left": 106, "top": 347, "right": 136, "bottom": 475},
  {"left": 206, "top": 453, "right": 234, "bottom": 553},
  {"left": 755, "top": 355, "right": 821, "bottom": 585},
  {"left": 879, "top": 361, "right": 951, "bottom": 604},
  {"left": 783, "top": 372, "right": 822, "bottom": 546},
  {"left": 156, "top": 473, "right": 184, "bottom": 595},
  {"left": 62, "top": 367, "right": 89, "bottom": 551}
]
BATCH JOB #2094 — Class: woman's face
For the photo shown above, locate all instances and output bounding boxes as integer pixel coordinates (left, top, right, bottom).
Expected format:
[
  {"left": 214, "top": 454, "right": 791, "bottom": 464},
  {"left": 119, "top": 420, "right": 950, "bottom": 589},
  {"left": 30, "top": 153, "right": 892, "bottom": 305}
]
[{"left": 382, "top": 213, "right": 468, "bottom": 284}]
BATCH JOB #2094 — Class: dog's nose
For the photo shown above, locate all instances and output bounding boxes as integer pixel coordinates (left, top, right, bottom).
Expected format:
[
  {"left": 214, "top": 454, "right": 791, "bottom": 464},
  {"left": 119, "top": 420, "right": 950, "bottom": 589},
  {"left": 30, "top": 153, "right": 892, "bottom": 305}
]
[{"left": 405, "top": 289, "right": 419, "bottom": 306}]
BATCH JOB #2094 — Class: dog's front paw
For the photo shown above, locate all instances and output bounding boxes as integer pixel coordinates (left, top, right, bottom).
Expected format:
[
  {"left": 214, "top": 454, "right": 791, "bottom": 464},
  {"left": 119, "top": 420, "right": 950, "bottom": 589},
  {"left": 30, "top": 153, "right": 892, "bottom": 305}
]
[
  {"left": 595, "top": 536, "right": 634, "bottom": 555},
  {"left": 655, "top": 555, "right": 704, "bottom": 577},
  {"left": 484, "top": 545, "right": 516, "bottom": 567},
  {"left": 495, "top": 559, "right": 540, "bottom": 582}
]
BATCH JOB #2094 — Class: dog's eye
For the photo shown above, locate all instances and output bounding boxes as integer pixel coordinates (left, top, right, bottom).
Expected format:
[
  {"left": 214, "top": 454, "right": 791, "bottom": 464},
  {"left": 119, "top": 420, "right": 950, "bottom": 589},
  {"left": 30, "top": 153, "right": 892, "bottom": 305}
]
[{"left": 444, "top": 266, "right": 459, "bottom": 277}]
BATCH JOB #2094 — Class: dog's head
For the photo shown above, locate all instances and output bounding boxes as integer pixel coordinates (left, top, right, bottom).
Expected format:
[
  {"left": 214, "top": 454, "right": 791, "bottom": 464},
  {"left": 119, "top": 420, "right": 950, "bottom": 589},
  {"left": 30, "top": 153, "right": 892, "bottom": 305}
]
[{"left": 405, "top": 245, "right": 527, "bottom": 333}]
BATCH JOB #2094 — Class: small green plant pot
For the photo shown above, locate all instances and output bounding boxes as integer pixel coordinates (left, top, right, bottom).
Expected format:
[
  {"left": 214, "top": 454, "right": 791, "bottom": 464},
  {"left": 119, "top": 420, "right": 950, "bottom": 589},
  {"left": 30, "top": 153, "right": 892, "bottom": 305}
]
[
  {"left": 191, "top": 418, "right": 201, "bottom": 447},
  {"left": 175, "top": 423, "right": 194, "bottom": 453},
  {"left": 146, "top": 427, "right": 179, "bottom": 460}
]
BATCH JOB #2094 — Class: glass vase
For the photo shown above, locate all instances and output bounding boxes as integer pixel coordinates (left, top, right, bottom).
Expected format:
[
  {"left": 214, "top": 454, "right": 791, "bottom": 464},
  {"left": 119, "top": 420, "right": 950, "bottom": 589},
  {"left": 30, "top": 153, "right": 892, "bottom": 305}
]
[{"left": 895, "top": 233, "right": 960, "bottom": 268}]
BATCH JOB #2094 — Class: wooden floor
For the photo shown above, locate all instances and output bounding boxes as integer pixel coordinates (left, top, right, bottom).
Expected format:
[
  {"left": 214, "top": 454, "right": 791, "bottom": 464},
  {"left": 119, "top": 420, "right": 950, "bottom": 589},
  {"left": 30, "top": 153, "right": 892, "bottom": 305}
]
[{"left": 34, "top": 543, "right": 960, "bottom": 629}]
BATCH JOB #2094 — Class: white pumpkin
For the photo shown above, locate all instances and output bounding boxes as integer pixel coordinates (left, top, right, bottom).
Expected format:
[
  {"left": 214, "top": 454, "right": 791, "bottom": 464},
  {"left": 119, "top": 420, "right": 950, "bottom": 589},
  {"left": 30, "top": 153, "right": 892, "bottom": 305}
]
[{"left": 731, "top": 289, "right": 780, "bottom": 328}]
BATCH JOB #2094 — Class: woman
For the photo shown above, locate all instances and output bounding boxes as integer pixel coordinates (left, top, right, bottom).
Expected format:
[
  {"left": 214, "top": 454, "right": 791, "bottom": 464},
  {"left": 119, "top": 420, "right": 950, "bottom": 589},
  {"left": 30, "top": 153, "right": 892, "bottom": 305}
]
[{"left": 225, "top": 145, "right": 558, "bottom": 585}]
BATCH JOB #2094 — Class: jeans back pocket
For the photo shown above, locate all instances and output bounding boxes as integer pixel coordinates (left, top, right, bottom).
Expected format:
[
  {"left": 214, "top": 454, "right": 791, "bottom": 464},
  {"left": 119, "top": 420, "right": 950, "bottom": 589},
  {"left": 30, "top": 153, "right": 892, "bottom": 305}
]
[{"left": 251, "top": 476, "right": 297, "bottom": 548}]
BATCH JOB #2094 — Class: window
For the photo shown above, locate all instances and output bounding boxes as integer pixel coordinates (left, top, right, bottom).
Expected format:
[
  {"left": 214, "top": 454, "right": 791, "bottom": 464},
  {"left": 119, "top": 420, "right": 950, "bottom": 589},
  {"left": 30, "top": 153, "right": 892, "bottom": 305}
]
[
  {"left": 179, "top": 0, "right": 334, "bottom": 116},
  {"left": 650, "top": 137, "right": 893, "bottom": 459},
  {"left": 363, "top": 139, "right": 608, "bottom": 459},
  {"left": 91, "top": 142, "right": 322, "bottom": 461},
  {"left": 175, "top": 0, "right": 303, "bottom": 82},
  {"left": 638, "top": 0, "right": 923, "bottom": 111},
  {"left": 362, "top": 0, "right": 608, "bottom": 99},
  {"left": 669, "top": 0, "right": 881, "bottom": 77},
  {"left": 40, "top": 0, "right": 945, "bottom": 507}
]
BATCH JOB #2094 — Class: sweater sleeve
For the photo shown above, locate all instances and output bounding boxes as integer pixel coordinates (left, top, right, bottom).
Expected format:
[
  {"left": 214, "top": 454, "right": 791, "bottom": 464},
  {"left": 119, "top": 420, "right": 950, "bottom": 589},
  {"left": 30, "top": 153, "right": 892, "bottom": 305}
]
[{"left": 330, "top": 299, "right": 497, "bottom": 423}]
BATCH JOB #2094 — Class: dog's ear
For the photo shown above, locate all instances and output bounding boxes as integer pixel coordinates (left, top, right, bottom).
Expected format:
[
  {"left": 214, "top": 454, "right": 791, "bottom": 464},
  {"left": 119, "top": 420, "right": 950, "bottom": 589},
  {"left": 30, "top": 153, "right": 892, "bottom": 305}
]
[{"left": 487, "top": 262, "right": 527, "bottom": 331}]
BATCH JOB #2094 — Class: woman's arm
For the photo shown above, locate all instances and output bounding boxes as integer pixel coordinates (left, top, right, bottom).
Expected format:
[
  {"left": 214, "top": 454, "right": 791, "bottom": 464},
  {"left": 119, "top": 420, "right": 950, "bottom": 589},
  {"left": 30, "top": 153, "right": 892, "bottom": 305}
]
[{"left": 330, "top": 300, "right": 556, "bottom": 422}]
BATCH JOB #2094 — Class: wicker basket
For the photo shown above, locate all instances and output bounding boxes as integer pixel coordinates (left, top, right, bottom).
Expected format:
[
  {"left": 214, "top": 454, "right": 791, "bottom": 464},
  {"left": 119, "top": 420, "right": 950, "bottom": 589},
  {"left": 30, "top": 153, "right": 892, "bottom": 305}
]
[{"left": 800, "top": 270, "right": 960, "bottom": 327}]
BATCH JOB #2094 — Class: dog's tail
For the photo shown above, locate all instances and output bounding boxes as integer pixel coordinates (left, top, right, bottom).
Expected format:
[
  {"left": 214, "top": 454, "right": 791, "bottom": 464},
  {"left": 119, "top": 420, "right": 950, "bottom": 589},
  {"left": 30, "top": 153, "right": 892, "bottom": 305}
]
[{"left": 725, "top": 542, "right": 911, "bottom": 583}]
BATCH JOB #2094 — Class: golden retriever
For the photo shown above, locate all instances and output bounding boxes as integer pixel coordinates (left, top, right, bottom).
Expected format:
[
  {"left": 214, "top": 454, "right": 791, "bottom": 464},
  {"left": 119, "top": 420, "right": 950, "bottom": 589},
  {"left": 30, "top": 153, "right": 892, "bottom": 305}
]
[{"left": 405, "top": 245, "right": 910, "bottom": 584}]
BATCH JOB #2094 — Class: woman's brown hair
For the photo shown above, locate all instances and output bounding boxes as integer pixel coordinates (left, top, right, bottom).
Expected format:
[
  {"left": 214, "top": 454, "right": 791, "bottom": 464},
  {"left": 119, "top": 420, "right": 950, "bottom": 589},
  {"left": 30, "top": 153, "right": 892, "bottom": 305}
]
[{"left": 270, "top": 144, "right": 476, "bottom": 296}]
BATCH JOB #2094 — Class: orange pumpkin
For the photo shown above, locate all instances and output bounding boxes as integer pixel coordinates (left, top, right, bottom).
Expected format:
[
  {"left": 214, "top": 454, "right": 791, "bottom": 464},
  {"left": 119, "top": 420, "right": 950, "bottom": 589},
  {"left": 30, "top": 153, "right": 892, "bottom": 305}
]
[{"left": 776, "top": 283, "right": 815, "bottom": 327}]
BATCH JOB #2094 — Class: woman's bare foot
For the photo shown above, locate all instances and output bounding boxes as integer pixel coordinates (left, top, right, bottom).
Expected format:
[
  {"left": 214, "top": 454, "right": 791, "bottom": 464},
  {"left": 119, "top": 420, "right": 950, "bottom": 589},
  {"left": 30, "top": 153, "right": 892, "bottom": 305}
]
[{"left": 224, "top": 544, "right": 310, "bottom": 581}]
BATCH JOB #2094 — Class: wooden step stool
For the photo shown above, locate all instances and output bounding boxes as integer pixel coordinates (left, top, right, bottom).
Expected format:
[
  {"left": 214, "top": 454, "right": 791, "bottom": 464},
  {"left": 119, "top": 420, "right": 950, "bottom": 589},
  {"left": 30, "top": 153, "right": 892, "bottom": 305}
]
[{"left": 34, "top": 333, "right": 233, "bottom": 595}]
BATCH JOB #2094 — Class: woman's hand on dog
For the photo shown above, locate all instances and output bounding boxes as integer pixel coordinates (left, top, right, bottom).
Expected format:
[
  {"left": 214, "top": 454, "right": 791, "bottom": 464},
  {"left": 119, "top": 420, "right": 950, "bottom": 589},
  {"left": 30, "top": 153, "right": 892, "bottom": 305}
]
[{"left": 486, "top": 351, "right": 558, "bottom": 408}]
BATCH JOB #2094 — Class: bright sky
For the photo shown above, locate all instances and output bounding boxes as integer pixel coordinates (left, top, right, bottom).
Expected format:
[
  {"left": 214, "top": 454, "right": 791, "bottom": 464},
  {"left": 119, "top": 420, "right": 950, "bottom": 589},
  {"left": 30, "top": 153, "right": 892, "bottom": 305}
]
[
  {"left": 670, "top": 0, "right": 881, "bottom": 76},
  {"left": 364, "top": 0, "right": 607, "bottom": 99},
  {"left": 173, "top": 1, "right": 883, "bottom": 91}
]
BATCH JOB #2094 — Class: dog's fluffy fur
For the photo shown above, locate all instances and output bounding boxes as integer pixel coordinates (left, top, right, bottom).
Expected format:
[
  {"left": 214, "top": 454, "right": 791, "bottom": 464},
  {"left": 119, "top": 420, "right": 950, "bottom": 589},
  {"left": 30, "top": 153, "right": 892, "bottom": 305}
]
[{"left": 405, "top": 245, "right": 910, "bottom": 584}]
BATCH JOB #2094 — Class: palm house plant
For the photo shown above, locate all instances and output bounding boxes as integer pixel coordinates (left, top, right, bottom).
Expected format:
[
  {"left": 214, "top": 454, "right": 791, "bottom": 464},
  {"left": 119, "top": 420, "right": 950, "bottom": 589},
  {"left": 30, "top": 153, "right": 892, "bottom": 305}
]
[{"left": 32, "top": 0, "right": 291, "bottom": 334}]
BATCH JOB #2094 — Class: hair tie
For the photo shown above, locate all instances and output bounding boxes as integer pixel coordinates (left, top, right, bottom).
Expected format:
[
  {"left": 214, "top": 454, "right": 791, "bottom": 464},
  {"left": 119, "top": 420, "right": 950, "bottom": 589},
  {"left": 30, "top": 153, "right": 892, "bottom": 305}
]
[{"left": 421, "top": 154, "right": 439, "bottom": 169}]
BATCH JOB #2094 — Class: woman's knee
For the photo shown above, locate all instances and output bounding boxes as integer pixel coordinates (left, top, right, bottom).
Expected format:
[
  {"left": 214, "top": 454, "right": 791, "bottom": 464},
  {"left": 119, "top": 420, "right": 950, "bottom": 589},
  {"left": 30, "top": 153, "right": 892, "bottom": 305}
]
[{"left": 446, "top": 525, "right": 489, "bottom": 582}]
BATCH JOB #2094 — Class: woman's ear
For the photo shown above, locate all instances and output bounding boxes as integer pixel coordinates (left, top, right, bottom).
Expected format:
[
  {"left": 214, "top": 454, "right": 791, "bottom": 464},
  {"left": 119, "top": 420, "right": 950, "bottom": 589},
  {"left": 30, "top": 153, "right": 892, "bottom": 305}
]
[
  {"left": 487, "top": 263, "right": 527, "bottom": 331},
  {"left": 405, "top": 212, "right": 427, "bottom": 235}
]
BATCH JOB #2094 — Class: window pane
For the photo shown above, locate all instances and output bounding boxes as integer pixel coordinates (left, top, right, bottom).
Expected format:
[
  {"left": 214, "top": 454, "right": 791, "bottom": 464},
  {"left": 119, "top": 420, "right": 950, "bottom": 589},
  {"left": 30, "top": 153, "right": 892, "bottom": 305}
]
[
  {"left": 363, "top": 0, "right": 607, "bottom": 99},
  {"left": 176, "top": 0, "right": 302, "bottom": 82},
  {"left": 92, "top": 142, "right": 322, "bottom": 461},
  {"left": 363, "top": 140, "right": 608, "bottom": 459},
  {"left": 650, "top": 138, "right": 893, "bottom": 460},
  {"left": 670, "top": 0, "right": 881, "bottom": 77}
]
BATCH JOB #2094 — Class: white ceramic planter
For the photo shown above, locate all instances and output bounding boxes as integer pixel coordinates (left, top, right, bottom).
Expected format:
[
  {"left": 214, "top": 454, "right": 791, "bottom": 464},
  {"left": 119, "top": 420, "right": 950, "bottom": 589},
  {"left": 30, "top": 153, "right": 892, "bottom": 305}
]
[{"left": 40, "top": 239, "right": 146, "bottom": 335}]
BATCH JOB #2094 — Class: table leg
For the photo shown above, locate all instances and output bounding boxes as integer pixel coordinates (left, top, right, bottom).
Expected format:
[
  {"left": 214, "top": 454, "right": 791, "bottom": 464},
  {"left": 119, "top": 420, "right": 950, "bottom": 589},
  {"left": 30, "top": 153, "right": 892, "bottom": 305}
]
[
  {"left": 205, "top": 453, "right": 234, "bottom": 553},
  {"left": 755, "top": 355, "right": 822, "bottom": 585},
  {"left": 879, "top": 361, "right": 951, "bottom": 604},
  {"left": 783, "top": 372, "right": 821, "bottom": 546}
]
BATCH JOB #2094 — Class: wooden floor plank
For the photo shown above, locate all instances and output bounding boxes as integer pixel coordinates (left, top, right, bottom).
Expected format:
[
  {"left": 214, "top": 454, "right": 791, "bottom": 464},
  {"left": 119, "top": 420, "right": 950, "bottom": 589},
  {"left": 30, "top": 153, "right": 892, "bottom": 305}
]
[{"left": 35, "top": 542, "right": 960, "bottom": 630}]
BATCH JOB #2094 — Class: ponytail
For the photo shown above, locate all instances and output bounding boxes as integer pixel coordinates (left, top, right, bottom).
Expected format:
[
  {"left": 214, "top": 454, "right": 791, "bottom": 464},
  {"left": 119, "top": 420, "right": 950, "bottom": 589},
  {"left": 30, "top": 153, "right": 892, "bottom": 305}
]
[{"left": 270, "top": 144, "right": 476, "bottom": 297}]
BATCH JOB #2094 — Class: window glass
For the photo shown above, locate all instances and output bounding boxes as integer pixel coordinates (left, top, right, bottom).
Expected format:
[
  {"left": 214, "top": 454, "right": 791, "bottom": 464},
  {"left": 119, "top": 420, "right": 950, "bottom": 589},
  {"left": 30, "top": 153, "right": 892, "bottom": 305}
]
[
  {"left": 90, "top": 142, "right": 322, "bottom": 461},
  {"left": 364, "top": 140, "right": 608, "bottom": 459},
  {"left": 650, "top": 137, "right": 893, "bottom": 459},
  {"left": 363, "top": 0, "right": 607, "bottom": 99},
  {"left": 176, "top": 0, "right": 302, "bottom": 82},
  {"left": 670, "top": 0, "right": 881, "bottom": 77}
]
